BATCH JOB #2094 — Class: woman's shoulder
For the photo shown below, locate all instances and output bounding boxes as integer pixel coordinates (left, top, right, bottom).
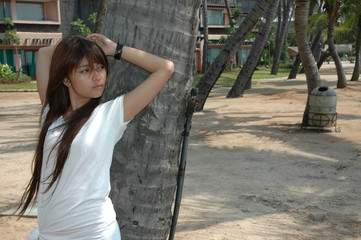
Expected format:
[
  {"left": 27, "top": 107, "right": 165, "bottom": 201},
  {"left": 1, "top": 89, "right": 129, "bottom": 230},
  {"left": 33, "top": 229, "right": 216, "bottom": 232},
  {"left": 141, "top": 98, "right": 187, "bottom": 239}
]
[
  {"left": 96, "top": 95, "right": 127, "bottom": 123},
  {"left": 99, "top": 95, "right": 125, "bottom": 109}
]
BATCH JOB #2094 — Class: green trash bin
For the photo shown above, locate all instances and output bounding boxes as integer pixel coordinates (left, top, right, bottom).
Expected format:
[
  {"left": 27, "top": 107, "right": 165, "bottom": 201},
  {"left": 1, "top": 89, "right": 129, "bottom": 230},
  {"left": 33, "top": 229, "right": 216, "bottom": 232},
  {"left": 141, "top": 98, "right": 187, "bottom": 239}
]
[{"left": 308, "top": 86, "right": 337, "bottom": 128}]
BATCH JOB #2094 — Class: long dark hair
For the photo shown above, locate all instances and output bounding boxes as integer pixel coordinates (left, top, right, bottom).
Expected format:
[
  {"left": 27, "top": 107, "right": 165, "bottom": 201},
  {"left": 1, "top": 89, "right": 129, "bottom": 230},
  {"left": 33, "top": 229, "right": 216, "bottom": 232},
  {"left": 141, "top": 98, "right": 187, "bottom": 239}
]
[{"left": 18, "top": 35, "right": 109, "bottom": 217}]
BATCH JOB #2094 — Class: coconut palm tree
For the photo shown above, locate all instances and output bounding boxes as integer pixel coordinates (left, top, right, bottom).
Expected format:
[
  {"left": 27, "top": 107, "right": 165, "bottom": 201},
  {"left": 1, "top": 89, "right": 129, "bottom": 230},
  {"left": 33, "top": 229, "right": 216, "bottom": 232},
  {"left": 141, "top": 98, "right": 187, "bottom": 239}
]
[
  {"left": 96, "top": 0, "right": 201, "bottom": 238},
  {"left": 351, "top": 14, "right": 361, "bottom": 81},
  {"left": 289, "top": 1, "right": 332, "bottom": 79},
  {"left": 295, "top": 0, "right": 321, "bottom": 126},
  {"left": 324, "top": 0, "right": 348, "bottom": 88},
  {"left": 227, "top": 0, "right": 280, "bottom": 98},
  {"left": 224, "top": 0, "right": 234, "bottom": 27},
  {"left": 271, "top": 0, "right": 294, "bottom": 75},
  {"left": 202, "top": 0, "right": 209, "bottom": 73},
  {"left": 195, "top": 0, "right": 274, "bottom": 110},
  {"left": 345, "top": 0, "right": 361, "bottom": 81}
]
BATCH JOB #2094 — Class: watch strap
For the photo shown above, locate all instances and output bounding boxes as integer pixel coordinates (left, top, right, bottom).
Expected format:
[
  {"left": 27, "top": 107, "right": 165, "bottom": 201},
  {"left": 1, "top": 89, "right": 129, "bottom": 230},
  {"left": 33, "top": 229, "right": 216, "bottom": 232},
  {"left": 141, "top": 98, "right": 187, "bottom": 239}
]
[{"left": 114, "top": 43, "right": 123, "bottom": 60}]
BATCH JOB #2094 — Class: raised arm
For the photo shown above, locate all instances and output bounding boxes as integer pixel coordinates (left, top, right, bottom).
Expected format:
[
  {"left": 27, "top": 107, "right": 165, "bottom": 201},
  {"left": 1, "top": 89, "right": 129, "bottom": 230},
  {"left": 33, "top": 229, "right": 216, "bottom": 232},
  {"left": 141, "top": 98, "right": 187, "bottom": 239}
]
[
  {"left": 121, "top": 46, "right": 174, "bottom": 122},
  {"left": 36, "top": 45, "right": 56, "bottom": 104},
  {"left": 88, "top": 34, "right": 174, "bottom": 122}
]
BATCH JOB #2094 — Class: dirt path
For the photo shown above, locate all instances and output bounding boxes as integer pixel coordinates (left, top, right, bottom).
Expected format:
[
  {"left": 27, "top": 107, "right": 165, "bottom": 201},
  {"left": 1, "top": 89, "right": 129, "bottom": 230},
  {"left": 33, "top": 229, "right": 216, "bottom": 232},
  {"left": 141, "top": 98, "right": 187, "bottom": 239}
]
[{"left": 1, "top": 63, "right": 361, "bottom": 239}]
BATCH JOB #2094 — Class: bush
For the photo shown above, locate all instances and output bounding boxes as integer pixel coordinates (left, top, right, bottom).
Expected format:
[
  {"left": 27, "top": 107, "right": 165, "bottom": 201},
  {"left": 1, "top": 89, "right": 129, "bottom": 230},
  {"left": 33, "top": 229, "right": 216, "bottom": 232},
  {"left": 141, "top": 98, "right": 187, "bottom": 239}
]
[
  {"left": 0, "top": 63, "right": 31, "bottom": 84},
  {"left": 0, "top": 63, "right": 13, "bottom": 77}
]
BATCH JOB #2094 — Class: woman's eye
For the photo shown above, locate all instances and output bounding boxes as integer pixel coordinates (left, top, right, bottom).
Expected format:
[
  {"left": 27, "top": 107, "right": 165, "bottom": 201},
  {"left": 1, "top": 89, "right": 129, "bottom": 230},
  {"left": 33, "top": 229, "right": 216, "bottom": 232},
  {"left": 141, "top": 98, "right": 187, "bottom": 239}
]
[{"left": 81, "top": 69, "right": 89, "bottom": 73}]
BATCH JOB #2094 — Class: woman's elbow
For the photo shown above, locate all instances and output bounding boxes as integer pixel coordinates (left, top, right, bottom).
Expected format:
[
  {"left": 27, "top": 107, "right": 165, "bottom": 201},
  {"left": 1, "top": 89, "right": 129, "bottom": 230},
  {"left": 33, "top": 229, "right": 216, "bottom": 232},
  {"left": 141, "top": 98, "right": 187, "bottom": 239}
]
[{"left": 165, "top": 60, "right": 174, "bottom": 76}]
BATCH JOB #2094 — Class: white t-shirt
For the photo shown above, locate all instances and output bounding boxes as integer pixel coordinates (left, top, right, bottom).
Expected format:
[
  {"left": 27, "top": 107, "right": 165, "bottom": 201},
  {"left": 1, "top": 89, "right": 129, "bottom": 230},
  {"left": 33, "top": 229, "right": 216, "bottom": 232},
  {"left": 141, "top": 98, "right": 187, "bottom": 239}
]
[{"left": 38, "top": 95, "right": 129, "bottom": 240}]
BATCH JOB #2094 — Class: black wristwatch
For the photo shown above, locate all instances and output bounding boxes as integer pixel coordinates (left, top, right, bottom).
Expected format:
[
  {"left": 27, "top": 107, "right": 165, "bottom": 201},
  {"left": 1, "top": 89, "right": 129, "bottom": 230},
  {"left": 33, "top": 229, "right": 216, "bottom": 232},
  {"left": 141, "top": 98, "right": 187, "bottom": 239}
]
[{"left": 114, "top": 43, "right": 123, "bottom": 60}]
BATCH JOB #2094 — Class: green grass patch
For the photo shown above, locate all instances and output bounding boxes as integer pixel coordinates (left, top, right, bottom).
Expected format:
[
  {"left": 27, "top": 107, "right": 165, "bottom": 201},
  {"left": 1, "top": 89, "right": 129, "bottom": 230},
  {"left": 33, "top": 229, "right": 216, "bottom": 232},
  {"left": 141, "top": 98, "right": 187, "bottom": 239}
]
[
  {"left": 0, "top": 82, "right": 37, "bottom": 90},
  {"left": 193, "top": 67, "right": 290, "bottom": 86}
]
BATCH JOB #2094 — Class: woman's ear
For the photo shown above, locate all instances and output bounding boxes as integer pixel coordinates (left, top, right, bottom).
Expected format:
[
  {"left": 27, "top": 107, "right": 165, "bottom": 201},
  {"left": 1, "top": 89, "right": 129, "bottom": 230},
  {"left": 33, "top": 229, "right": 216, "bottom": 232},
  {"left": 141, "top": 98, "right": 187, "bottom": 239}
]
[{"left": 63, "top": 77, "right": 71, "bottom": 87}]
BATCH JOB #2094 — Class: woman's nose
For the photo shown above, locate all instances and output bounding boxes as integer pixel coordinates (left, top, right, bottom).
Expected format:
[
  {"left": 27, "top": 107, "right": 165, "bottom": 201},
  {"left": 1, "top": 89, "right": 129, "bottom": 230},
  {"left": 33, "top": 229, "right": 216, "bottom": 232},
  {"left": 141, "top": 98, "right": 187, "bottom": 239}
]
[{"left": 92, "top": 70, "right": 101, "bottom": 81}]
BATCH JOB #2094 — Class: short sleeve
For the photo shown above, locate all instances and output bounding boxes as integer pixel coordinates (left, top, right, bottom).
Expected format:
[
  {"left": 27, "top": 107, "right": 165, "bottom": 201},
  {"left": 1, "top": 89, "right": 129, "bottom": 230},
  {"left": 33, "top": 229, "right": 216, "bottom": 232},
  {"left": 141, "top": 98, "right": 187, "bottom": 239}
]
[{"left": 100, "top": 95, "right": 132, "bottom": 142}]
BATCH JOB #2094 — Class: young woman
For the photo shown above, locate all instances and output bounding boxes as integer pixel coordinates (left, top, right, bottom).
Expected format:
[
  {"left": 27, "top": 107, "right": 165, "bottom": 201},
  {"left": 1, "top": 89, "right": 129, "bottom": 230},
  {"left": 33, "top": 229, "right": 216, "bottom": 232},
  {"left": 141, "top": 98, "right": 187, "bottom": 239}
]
[{"left": 19, "top": 33, "right": 174, "bottom": 240}]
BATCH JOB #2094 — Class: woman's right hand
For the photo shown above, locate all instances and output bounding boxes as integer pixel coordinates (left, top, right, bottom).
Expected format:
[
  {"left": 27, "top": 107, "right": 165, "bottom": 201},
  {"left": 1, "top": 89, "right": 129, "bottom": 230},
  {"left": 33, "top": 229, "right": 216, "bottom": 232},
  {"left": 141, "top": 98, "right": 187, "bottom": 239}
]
[{"left": 87, "top": 34, "right": 117, "bottom": 56}]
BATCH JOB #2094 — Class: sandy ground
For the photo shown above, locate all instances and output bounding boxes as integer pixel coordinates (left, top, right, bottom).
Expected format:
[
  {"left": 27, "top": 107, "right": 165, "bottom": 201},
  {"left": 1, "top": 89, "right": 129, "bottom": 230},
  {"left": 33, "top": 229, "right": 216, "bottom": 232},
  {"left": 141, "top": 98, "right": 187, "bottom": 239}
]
[{"left": 1, "top": 62, "right": 361, "bottom": 240}]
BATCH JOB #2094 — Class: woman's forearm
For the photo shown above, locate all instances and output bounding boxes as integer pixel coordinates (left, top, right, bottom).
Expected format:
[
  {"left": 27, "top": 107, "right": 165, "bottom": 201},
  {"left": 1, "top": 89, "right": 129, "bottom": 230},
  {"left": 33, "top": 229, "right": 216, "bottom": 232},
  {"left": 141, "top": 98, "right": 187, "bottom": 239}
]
[
  {"left": 120, "top": 46, "right": 172, "bottom": 74},
  {"left": 36, "top": 45, "right": 56, "bottom": 104}
]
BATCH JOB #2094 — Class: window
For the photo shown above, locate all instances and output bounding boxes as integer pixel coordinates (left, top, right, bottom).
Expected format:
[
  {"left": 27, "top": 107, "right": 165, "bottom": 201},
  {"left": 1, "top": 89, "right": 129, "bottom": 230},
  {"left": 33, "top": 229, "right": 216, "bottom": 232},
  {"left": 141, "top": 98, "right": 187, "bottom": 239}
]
[
  {"left": 208, "top": 48, "right": 222, "bottom": 64},
  {"left": 238, "top": 49, "right": 251, "bottom": 66},
  {"left": 16, "top": 2, "right": 44, "bottom": 21},
  {"left": 21, "top": 50, "right": 37, "bottom": 77},
  {"left": 207, "top": 10, "right": 224, "bottom": 25},
  {"left": 0, "top": 49, "right": 15, "bottom": 70},
  {"left": 0, "top": 1, "right": 12, "bottom": 20}
]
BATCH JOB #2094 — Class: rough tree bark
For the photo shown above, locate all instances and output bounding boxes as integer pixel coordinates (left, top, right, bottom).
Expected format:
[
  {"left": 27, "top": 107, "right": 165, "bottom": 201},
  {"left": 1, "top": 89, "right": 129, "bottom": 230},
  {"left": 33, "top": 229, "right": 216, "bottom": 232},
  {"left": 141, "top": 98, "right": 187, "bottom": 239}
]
[
  {"left": 97, "top": 0, "right": 201, "bottom": 239},
  {"left": 195, "top": 0, "right": 274, "bottom": 111}
]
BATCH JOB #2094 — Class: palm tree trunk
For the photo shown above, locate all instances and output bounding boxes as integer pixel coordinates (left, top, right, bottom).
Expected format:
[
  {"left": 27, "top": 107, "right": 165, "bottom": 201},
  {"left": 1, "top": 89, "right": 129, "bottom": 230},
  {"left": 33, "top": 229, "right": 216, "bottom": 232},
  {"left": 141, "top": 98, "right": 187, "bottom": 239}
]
[
  {"left": 224, "top": 0, "right": 234, "bottom": 27},
  {"left": 311, "top": 31, "right": 323, "bottom": 62},
  {"left": 202, "top": 0, "right": 209, "bottom": 73},
  {"left": 295, "top": 0, "right": 321, "bottom": 126},
  {"left": 288, "top": 1, "right": 320, "bottom": 79},
  {"left": 317, "top": 48, "right": 331, "bottom": 69},
  {"left": 271, "top": 0, "right": 292, "bottom": 75},
  {"left": 195, "top": 0, "right": 274, "bottom": 110},
  {"left": 351, "top": 15, "right": 361, "bottom": 81},
  {"left": 299, "top": 30, "right": 322, "bottom": 73},
  {"left": 288, "top": 54, "right": 301, "bottom": 79},
  {"left": 275, "top": 1, "right": 282, "bottom": 48},
  {"left": 227, "top": 0, "right": 280, "bottom": 98},
  {"left": 326, "top": 2, "right": 347, "bottom": 88},
  {"left": 99, "top": 0, "right": 201, "bottom": 238}
]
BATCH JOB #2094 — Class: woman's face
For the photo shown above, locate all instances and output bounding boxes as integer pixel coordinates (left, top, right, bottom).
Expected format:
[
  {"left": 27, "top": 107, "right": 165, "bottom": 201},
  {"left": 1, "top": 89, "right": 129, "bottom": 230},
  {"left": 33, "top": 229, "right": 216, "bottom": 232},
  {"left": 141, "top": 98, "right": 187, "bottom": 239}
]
[{"left": 64, "top": 57, "right": 107, "bottom": 109}]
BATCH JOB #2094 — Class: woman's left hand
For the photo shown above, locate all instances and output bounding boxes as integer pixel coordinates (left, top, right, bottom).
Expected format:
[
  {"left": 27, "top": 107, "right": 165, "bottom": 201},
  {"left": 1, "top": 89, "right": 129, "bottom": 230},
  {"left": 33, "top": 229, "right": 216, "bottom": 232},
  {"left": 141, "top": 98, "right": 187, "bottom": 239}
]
[{"left": 87, "top": 34, "right": 117, "bottom": 56}]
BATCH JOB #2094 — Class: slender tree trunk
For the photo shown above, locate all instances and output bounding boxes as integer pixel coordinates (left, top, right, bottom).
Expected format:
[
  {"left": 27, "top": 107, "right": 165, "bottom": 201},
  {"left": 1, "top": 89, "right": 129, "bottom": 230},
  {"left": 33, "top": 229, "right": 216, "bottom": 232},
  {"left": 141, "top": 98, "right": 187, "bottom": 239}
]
[
  {"left": 271, "top": 0, "right": 291, "bottom": 75},
  {"left": 275, "top": 1, "right": 282, "bottom": 48},
  {"left": 311, "top": 31, "right": 323, "bottom": 62},
  {"left": 224, "top": 0, "right": 234, "bottom": 27},
  {"left": 195, "top": 0, "right": 274, "bottom": 110},
  {"left": 295, "top": 0, "right": 321, "bottom": 126},
  {"left": 325, "top": 3, "right": 347, "bottom": 88},
  {"left": 300, "top": 30, "right": 322, "bottom": 73},
  {"left": 317, "top": 49, "right": 330, "bottom": 69},
  {"left": 288, "top": 0, "right": 319, "bottom": 79},
  {"left": 202, "top": 0, "right": 209, "bottom": 73},
  {"left": 351, "top": 15, "right": 361, "bottom": 81},
  {"left": 288, "top": 54, "right": 301, "bottom": 79},
  {"left": 99, "top": 0, "right": 201, "bottom": 238},
  {"left": 227, "top": 0, "right": 280, "bottom": 98}
]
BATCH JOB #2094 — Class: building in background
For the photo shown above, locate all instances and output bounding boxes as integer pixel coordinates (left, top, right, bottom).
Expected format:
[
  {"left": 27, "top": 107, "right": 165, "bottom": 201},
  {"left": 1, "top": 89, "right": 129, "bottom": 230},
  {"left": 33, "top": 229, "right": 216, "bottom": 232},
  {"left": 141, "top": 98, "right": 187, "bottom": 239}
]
[
  {"left": 196, "top": 0, "right": 256, "bottom": 73},
  {"left": 0, "top": 0, "right": 99, "bottom": 79},
  {"left": 0, "top": 0, "right": 62, "bottom": 79}
]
